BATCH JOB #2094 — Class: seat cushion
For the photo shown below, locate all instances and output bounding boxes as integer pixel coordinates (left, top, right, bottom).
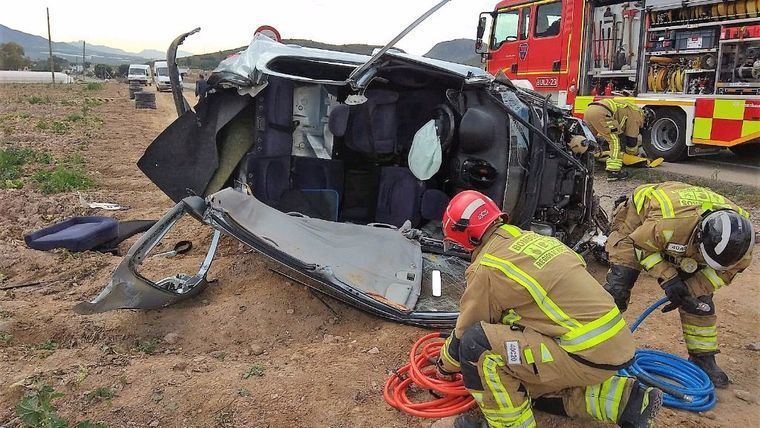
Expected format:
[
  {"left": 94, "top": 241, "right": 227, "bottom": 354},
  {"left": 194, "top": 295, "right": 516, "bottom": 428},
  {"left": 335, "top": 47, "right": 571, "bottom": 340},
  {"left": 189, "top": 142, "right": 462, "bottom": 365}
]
[
  {"left": 247, "top": 155, "right": 291, "bottom": 206},
  {"left": 345, "top": 90, "right": 399, "bottom": 155},
  {"left": 25, "top": 216, "right": 119, "bottom": 252},
  {"left": 421, "top": 189, "right": 450, "bottom": 221},
  {"left": 375, "top": 167, "right": 425, "bottom": 228},
  {"left": 292, "top": 157, "right": 344, "bottom": 196}
]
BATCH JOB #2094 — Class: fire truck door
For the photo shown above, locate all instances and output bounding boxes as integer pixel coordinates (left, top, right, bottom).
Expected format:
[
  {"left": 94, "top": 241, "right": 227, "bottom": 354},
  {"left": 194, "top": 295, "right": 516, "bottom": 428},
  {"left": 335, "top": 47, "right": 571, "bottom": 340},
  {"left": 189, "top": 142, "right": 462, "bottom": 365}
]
[
  {"left": 487, "top": 8, "right": 521, "bottom": 76},
  {"left": 528, "top": 0, "right": 564, "bottom": 90}
]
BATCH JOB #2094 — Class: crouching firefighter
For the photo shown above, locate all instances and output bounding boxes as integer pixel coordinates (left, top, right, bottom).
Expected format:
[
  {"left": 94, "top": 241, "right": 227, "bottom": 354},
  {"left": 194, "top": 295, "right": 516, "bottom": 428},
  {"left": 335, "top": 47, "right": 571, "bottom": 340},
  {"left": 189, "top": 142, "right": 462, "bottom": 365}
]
[
  {"left": 583, "top": 99, "right": 654, "bottom": 181},
  {"left": 604, "top": 181, "right": 754, "bottom": 388},
  {"left": 436, "top": 191, "right": 662, "bottom": 428}
]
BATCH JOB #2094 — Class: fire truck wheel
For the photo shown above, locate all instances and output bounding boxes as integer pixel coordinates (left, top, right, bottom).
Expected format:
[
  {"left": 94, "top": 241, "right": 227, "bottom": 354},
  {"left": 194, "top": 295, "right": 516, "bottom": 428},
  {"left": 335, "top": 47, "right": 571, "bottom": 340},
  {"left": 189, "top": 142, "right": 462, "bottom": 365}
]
[
  {"left": 642, "top": 108, "right": 687, "bottom": 162},
  {"left": 729, "top": 142, "right": 760, "bottom": 159}
]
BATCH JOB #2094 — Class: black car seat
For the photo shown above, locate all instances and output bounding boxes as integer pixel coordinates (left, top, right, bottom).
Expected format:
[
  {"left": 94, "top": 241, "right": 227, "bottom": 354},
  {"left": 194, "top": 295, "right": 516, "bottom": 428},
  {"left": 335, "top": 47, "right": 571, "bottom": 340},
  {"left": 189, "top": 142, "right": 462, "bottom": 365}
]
[{"left": 246, "top": 77, "right": 295, "bottom": 207}]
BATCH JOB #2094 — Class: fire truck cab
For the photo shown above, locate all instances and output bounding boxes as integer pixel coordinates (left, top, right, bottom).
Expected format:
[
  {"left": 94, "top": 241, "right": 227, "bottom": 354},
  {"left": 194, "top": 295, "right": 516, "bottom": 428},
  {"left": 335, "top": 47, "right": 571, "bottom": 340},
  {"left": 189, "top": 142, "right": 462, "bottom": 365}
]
[{"left": 476, "top": 0, "right": 760, "bottom": 161}]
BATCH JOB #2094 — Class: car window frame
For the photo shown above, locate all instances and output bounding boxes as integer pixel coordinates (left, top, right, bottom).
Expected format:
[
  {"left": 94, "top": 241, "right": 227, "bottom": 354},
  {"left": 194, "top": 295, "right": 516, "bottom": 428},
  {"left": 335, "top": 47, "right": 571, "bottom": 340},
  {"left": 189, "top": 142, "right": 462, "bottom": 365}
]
[{"left": 490, "top": 8, "right": 520, "bottom": 50}]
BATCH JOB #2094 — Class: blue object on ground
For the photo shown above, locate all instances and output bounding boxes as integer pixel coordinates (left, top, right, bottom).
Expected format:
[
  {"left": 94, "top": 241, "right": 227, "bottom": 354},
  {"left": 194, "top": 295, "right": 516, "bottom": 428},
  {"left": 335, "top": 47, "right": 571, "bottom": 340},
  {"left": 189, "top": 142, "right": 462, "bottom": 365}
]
[
  {"left": 620, "top": 296, "right": 717, "bottom": 412},
  {"left": 25, "top": 216, "right": 119, "bottom": 252}
]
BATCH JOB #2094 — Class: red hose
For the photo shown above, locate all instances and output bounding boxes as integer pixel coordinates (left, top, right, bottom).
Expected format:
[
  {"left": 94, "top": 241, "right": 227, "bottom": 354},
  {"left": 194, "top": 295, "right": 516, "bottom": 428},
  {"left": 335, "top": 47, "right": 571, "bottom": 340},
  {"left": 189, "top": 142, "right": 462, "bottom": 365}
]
[{"left": 383, "top": 332, "right": 477, "bottom": 418}]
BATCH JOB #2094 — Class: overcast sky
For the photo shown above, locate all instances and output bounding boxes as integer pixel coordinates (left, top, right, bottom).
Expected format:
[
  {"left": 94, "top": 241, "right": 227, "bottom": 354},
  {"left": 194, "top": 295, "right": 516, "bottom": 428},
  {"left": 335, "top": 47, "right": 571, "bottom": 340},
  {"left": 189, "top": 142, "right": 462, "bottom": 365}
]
[{"left": 5, "top": 0, "right": 498, "bottom": 55}]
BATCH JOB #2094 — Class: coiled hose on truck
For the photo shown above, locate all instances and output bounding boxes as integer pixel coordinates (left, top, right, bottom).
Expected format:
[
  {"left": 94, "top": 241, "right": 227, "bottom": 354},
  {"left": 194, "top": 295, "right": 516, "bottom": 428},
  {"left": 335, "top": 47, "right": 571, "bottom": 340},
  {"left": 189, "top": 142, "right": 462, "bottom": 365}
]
[{"left": 384, "top": 297, "right": 716, "bottom": 418}]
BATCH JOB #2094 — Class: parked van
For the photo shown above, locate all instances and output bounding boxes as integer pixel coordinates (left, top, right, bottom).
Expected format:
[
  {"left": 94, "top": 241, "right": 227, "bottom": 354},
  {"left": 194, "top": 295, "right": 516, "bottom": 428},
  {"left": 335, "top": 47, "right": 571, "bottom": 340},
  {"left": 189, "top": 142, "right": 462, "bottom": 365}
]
[
  {"left": 153, "top": 60, "right": 177, "bottom": 92},
  {"left": 127, "top": 64, "right": 152, "bottom": 86}
]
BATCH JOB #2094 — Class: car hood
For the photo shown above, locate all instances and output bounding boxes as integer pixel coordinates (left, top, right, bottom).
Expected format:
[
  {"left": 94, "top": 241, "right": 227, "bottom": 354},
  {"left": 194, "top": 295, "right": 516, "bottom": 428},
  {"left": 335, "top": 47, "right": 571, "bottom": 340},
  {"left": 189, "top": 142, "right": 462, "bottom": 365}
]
[{"left": 214, "top": 33, "right": 491, "bottom": 86}]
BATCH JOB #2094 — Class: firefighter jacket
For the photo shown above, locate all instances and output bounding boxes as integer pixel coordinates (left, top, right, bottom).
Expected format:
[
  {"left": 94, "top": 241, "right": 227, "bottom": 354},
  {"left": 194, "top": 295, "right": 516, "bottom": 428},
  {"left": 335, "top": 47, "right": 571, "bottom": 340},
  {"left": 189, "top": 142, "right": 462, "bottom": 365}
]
[
  {"left": 615, "top": 181, "right": 752, "bottom": 296},
  {"left": 440, "top": 224, "right": 636, "bottom": 374},
  {"left": 587, "top": 99, "right": 645, "bottom": 139}
]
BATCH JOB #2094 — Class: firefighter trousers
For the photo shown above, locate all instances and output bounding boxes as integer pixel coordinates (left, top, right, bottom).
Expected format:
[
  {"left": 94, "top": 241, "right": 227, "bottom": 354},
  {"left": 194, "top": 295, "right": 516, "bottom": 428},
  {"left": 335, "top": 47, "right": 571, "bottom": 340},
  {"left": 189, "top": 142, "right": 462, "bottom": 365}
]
[
  {"left": 458, "top": 322, "right": 635, "bottom": 428},
  {"left": 606, "top": 205, "right": 719, "bottom": 355},
  {"left": 584, "top": 104, "right": 624, "bottom": 172}
]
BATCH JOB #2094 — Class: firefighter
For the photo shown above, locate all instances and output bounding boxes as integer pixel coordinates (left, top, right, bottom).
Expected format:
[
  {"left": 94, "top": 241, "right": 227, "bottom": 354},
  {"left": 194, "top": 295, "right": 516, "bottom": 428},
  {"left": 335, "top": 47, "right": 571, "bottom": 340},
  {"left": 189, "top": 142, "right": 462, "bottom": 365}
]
[
  {"left": 436, "top": 190, "right": 662, "bottom": 428},
  {"left": 604, "top": 181, "right": 754, "bottom": 388},
  {"left": 583, "top": 99, "right": 651, "bottom": 181}
]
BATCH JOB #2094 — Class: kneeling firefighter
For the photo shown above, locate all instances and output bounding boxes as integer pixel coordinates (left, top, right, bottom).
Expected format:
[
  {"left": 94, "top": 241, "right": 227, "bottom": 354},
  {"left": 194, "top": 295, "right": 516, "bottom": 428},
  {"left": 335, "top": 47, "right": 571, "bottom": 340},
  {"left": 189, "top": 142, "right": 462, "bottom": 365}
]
[
  {"left": 604, "top": 181, "right": 754, "bottom": 388},
  {"left": 436, "top": 191, "right": 662, "bottom": 428},
  {"left": 583, "top": 99, "right": 655, "bottom": 181}
]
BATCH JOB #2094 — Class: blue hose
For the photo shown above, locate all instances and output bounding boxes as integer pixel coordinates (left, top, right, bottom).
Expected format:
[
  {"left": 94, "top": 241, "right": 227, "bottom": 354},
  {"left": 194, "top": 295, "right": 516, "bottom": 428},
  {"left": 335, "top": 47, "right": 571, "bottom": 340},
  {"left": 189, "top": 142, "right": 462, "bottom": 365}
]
[{"left": 619, "top": 296, "right": 717, "bottom": 412}]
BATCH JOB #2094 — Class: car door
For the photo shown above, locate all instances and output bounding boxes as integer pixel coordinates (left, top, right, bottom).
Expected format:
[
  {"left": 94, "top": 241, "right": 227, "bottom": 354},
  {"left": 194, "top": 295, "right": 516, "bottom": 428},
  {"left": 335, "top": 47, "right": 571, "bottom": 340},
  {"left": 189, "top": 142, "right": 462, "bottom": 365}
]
[
  {"left": 526, "top": 0, "right": 564, "bottom": 89},
  {"left": 487, "top": 7, "right": 521, "bottom": 77}
]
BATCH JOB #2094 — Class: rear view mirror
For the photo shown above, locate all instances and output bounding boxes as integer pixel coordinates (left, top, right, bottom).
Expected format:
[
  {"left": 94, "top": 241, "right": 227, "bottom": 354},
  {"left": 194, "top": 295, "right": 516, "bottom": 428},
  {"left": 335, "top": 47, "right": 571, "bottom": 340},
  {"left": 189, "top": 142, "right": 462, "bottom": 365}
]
[{"left": 475, "top": 13, "right": 493, "bottom": 54}]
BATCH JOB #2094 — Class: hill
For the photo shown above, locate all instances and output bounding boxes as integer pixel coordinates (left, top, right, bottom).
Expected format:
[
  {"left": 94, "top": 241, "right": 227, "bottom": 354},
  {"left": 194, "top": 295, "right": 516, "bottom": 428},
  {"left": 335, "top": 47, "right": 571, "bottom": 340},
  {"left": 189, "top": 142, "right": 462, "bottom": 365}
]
[
  {"left": 424, "top": 38, "right": 481, "bottom": 67},
  {"left": 0, "top": 23, "right": 191, "bottom": 65}
]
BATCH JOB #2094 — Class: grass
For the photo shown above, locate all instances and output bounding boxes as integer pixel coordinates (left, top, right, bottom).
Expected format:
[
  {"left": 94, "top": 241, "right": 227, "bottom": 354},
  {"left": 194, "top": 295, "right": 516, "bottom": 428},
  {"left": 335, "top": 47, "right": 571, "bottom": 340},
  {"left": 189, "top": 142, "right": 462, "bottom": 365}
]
[
  {"left": 135, "top": 339, "right": 157, "bottom": 355},
  {"left": 51, "top": 121, "right": 69, "bottom": 134},
  {"left": 85, "top": 83, "right": 103, "bottom": 91},
  {"left": 0, "top": 147, "right": 51, "bottom": 189},
  {"left": 242, "top": 364, "right": 265, "bottom": 379},
  {"left": 65, "top": 114, "right": 84, "bottom": 123},
  {"left": 84, "top": 386, "right": 115, "bottom": 403},
  {"left": 35, "top": 120, "right": 48, "bottom": 130},
  {"left": 15, "top": 383, "right": 108, "bottom": 428},
  {"left": 32, "top": 154, "right": 93, "bottom": 194},
  {"left": 0, "top": 332, "right": 11, "bottom": 345},
  {"left": 32, "top": 340, "right": 58, "bottom": 351},
  {"left": 27, "top": 96, "right": 50, "bottom": 105}
]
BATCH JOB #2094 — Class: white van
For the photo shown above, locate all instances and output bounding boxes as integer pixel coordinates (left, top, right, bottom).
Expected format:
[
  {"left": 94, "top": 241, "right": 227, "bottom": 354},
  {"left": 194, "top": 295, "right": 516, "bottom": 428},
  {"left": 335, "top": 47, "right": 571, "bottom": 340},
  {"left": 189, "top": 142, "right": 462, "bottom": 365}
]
[
  {"left": 153, "top": 60, "right": 178, "bottom": 92},
  {"left": 127, "top": 64, "right": 152, "bottom": 86}
]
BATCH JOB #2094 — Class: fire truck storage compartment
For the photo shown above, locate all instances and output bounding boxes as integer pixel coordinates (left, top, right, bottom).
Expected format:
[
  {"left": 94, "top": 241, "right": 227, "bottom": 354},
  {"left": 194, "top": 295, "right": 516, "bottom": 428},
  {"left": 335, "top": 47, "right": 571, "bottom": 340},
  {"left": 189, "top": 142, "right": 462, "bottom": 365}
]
[
  {"left": 648, "top": 30, "right": 676, "bottom": 52},
  {"left": 675, "top": 28, "right": 719, "bottom": 51}
]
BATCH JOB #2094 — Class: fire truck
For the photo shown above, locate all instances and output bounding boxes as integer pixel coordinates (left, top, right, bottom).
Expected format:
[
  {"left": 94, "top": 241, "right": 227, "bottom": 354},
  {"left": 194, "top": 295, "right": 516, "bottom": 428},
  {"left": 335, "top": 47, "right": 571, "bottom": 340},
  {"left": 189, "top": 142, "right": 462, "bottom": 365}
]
[{"left": 475, "top": 0, "right": 760, "bottom": 161}]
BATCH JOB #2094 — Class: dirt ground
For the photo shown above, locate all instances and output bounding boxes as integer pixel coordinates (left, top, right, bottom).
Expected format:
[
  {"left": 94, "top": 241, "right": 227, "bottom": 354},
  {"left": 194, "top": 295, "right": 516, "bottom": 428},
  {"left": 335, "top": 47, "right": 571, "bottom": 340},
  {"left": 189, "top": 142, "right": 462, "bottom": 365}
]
[{"left": 0, "top": 83, "right": 758, "bottom": 427}]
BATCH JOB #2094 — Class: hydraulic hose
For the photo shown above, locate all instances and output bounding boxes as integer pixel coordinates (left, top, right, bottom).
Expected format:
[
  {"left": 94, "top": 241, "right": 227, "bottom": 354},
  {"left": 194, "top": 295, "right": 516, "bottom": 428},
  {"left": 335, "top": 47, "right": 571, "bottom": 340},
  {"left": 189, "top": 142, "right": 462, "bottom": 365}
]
[
  {"left": 620, "top": 297, "right": 717, "bottom": 412},
  {"left": 383, "top": 333, "right": 476, "bottom": 418}
]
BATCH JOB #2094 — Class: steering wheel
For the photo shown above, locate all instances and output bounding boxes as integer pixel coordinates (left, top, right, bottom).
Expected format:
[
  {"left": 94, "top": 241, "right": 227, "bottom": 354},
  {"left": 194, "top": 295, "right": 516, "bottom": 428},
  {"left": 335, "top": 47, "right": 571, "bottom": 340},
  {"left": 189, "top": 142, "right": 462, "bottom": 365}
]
[{"left": 431, "top": 104, "right": 456, "bottom": 152}]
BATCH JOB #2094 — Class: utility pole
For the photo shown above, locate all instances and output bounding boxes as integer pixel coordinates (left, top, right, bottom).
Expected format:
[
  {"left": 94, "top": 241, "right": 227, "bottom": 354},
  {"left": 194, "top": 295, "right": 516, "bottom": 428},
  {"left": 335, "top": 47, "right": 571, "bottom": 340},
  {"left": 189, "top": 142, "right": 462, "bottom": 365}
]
[
  {"left": 46, "top": 7, "right": 55, "bottom": 83},
  {"left": 82, "top": 41, "right": 86, "bottom": 77}
]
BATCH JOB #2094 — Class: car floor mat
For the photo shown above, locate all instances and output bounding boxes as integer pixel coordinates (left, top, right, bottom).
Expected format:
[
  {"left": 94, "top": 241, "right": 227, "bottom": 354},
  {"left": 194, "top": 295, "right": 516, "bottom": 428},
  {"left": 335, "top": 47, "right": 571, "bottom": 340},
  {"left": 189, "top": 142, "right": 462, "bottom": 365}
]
[{"left": 94, "top": 220, "right": 158, "bottom": 253}]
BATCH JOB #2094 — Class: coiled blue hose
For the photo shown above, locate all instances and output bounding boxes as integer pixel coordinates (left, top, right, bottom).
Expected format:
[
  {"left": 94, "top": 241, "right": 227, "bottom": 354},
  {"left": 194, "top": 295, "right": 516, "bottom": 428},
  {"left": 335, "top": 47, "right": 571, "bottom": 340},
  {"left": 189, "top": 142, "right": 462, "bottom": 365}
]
[{"left": 618, "top": 296, "right": 717, "bottom": 412}]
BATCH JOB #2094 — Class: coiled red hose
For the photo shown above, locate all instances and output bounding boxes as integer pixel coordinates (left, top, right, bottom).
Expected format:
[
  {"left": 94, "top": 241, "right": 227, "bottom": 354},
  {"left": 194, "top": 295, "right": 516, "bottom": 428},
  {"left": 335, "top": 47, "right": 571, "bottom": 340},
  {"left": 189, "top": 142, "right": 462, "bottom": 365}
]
[{"left": 383, "top": 332, "right": 477, "bottom": 418}]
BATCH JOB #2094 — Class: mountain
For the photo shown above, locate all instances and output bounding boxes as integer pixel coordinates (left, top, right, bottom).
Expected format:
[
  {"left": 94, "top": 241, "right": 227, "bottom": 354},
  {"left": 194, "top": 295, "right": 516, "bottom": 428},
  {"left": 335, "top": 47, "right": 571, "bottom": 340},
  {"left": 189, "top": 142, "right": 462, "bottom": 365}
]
[
  {"left": 424, "top": 39, "right": 481, "bottom": 67},
  {"left": 0, "top": 23, "right": 191, "bottom": 65}
]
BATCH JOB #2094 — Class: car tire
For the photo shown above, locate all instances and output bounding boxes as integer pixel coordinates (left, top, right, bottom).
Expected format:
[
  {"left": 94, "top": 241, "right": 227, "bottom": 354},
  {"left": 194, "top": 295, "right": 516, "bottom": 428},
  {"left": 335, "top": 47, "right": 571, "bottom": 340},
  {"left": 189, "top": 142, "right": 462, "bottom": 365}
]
[
  {"left": 642, "top": 107, "right": 687, "bottom": 162},
  {"left": 729, "top": 142, "right": 760, "bottom": 158}
]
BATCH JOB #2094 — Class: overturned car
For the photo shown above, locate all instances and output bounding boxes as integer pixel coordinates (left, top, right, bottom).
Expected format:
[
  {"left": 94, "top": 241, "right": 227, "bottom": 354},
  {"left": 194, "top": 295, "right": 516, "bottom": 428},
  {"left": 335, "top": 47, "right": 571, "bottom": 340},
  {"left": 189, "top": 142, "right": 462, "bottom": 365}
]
[{"left": 76, "top": 11, "right": 606, "bottom": 328}]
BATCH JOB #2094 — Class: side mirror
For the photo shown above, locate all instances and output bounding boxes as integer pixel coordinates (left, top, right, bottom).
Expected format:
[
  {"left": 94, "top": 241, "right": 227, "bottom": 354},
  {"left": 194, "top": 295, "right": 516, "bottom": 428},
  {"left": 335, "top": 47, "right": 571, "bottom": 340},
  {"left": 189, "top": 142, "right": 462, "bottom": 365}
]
[{"left": 475, "top": 13, "right": 492, "bottom": 55}]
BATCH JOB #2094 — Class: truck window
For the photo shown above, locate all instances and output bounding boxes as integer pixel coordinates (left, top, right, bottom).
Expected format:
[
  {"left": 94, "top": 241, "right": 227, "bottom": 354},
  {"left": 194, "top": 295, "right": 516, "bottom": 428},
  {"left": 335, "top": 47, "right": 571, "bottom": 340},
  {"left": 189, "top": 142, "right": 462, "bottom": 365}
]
[
  {"left": 535, "top": 1, "right": 562, "bottom": 38},
  {"left": 519, "top": 7, "right": 531, "bottom": 40},
  {"left": 129, "top": 68, "right": 146, "bottom": 76},
  {"left": 491, "top": 9, "right": 519, "bottom": 49},
  {"left": 156, "top": 68, "right": 168, "bottom": 77}
]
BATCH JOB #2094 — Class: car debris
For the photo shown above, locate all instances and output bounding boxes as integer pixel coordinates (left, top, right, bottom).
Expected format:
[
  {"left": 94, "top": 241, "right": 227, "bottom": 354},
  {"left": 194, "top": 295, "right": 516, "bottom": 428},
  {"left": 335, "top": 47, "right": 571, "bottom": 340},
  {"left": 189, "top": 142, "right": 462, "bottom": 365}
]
[{"left": 78, "top": 1, "right": 608, "bottom": 328}]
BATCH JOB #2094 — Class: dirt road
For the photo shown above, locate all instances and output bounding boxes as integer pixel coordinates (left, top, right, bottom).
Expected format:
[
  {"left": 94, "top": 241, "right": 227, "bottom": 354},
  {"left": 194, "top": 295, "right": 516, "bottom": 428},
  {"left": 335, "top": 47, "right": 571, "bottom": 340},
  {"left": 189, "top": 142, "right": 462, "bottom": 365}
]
[{"left": 1, "top": 83, "right": 758, "bottom": 427}]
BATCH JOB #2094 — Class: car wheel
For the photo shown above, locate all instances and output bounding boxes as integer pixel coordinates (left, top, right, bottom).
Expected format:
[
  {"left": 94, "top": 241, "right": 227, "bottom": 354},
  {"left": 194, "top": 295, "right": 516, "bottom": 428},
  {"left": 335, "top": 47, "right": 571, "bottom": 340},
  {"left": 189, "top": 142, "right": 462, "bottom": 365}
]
[
  {"left": 642, "top": 108, "right": 687, "bottom": 162},
  {"left": 729, "top": 142, "right": 760, "bottom": 158}
]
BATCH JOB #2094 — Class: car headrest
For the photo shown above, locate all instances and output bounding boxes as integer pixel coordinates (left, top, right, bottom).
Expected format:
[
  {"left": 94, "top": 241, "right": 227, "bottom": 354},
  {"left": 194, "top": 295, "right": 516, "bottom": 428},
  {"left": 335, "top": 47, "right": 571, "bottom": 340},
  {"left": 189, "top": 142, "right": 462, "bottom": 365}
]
[
  {"left": 421, "top": 189, "right": 450, "bottom": 221},
  {"left": 328, "top": 104, "right": 350, "bottom": 137}
]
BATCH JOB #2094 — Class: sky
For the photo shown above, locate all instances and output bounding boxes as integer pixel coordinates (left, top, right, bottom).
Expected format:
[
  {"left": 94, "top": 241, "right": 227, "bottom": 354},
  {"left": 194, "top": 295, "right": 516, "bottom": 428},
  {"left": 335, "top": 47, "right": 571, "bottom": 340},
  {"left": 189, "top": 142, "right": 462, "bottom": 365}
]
[{"left": 4, "top": 0, "right": 498, "bottom": 56}]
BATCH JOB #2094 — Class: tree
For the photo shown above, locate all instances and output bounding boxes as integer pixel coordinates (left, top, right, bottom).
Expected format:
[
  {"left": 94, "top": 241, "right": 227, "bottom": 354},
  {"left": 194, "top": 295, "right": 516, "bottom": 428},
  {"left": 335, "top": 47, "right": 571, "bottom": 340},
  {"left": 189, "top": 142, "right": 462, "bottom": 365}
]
[
  {"left": 0, "top": 42, "right": 30, "bottom": 70},
  {"left": 117, "top": 63, "right": 130, "bottom": 77},
  {"left": 93, "top": 64, "right": 113, "bottom": 79},
  {"left": 30, "top": 56, "right": 68, "bottom": 72}
]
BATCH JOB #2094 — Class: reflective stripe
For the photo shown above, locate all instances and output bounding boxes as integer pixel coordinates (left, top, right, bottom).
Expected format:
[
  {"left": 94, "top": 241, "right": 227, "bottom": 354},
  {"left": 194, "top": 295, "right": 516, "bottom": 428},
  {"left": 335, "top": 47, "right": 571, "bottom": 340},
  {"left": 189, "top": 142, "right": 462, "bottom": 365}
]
[
  {"left": 662, "top": 229, "right": 674, "bottom": 242},
  {"left": 737, "top": 207, "right": 750, "bottom": 219},
  {"left": 684, "top": 337, "right": 719, "bottom": 352},
  {"left": 462, "top": 198, "right": 486, "bottom": 220},
  {"left": 539, "top": 343, "right": 554, "bottom": 363},
  {"left": 524, "top": 348, "right": 535, "bottom": 365},
  {"left": 440, "top": 335, "right": 460, "bottom": 368},
  {"left": 483, "top": 354, "right": 514, "bottom": 409},
  {"left": 604, "top": 376, "right": 626, "bottom": 422},
  {"left": 682, "top": 324, "right": 717, "bottom": 337},
  {"left": 481, "top": 254, "right": 582, "bottom": 331},
  {"left": 558, "top": 307, "right": 626, "bottom": 353},
  {"left": 480, "top": 400, "right": 531, "bottom": 420},
  {"left": 634, "top": 185, "right": 656, "bottom": 214},
  {"left": 700, "top": 267, "right": 725, "bottom": 291},
  {"left": 651, "top": 189, "right": 675, "bottom": 218},
  {"left": 639, "top": 252, "right": 664, "bottom": 270},
  {"left": 500, "top": 224, "right": 523, "bottom": 237},
  {"left": 585, "top": 384, "right": 603, "bottom": 420}
]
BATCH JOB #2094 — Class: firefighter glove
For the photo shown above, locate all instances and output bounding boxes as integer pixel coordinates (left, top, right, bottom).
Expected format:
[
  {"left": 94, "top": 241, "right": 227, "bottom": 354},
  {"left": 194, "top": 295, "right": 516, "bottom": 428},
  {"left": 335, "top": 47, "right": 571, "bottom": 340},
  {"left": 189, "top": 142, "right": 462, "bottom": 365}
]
[
  {"left": 660, "top": 277, "right": 710, "bottom": 313},
  {"left": 435, "top": 358, "right": 456, "bottom": 382}
]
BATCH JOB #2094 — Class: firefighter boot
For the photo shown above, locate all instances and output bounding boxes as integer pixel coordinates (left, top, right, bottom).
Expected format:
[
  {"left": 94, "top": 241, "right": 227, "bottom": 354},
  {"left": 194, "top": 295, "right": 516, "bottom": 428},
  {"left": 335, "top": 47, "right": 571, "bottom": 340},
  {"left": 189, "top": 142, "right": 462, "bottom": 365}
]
[
  {"left": 603, "top": 265, "right": 641, "bottom": 312},
  {"left": 617, "top": 382, "right": 663, "bottom": 428},
  {"left": 606, "top": 170, "right": 630, "bottom": 181},
  {"left": 689, "top": 353, "right": 729, "bottom": 389}
]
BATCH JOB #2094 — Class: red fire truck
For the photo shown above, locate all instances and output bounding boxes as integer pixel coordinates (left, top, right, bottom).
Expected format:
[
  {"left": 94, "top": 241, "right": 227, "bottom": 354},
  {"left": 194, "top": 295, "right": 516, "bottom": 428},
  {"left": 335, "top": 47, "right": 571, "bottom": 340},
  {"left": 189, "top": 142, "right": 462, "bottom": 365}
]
[{"left": 476, "top": 0, "right": 760, "bottom": 161}]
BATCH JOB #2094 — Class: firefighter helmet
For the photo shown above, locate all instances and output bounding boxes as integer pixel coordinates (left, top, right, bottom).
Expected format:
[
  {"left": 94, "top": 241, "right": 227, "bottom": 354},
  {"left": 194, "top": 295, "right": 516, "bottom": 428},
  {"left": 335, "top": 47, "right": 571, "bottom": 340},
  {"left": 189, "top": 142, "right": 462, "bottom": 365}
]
[
  {"left": 442, "top": 191, "right": 506, "bottom": 252},
  {"left": 698, "top": 210, "right": 755, "bottom": 271}
]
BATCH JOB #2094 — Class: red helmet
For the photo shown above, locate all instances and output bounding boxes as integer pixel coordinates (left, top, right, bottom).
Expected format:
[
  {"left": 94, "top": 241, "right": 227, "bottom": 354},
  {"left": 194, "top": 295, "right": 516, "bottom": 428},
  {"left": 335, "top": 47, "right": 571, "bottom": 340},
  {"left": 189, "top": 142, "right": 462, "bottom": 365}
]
[{"left": 442, "top": 190, "right": 505, "bottom": 252}]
